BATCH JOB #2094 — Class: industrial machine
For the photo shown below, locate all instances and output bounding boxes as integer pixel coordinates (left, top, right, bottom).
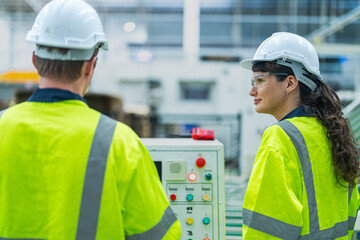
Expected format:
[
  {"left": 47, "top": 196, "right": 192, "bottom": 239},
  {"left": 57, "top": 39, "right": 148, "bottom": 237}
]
[
  {"left": 353, "top": 213, "right": 360, "bottom": 240},
  {"left": 141, "top": 138, "right": 225, "bottom": 240}
]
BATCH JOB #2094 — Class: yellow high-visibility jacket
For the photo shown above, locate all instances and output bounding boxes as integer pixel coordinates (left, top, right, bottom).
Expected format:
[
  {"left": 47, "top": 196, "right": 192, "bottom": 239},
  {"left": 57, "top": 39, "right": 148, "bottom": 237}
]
[
  {"left": 243, "top": 116, "right": 359, "bottom": 240},
  {"left": 0, "top": 88, "right": 181, "bottom": 240}
]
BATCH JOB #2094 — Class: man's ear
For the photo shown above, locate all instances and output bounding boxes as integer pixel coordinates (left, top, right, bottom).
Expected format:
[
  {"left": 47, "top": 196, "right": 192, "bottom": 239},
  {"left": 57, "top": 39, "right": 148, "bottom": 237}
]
[
  {"left": 286, "top": 75, "right": 299, "bottom": 93},
  {"left": 32, "top": 51, "right": 37, "bottom": 69},
  {"left": 84, "top": 57, "right": 96, "bottom": 77}
]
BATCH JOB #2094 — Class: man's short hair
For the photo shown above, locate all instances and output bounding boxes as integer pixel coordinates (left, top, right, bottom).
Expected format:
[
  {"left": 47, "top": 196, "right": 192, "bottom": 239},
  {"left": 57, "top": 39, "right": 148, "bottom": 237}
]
[{"left": 35, "top": 46, "right": 85, "bottom": 83}]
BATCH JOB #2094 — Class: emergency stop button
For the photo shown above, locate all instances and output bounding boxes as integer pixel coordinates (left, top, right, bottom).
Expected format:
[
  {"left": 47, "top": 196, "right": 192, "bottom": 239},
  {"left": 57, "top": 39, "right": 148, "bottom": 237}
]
[{"left": 196, "top": 157, "right": 206, "bottom": 168}]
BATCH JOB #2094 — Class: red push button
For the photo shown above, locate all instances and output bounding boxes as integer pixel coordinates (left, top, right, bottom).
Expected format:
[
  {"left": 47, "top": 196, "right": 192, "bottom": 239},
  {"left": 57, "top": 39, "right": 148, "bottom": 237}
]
[
  {"left": 196, "top": 157, "right": 206, "bottom": 168},
  {"left": 170, "top": 194, "right": 177, "bottom": 201}
]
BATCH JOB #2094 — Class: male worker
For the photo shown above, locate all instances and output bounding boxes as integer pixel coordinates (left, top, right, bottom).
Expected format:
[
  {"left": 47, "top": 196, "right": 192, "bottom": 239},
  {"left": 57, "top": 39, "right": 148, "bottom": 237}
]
[{"left": 0, "top": 0, "right": 181, "bottom": 239}]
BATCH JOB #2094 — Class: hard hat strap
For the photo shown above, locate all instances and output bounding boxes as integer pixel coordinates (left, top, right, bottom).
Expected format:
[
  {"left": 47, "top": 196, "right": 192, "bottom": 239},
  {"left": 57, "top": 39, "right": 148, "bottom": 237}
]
[
  {"left": 276, "top": 59, "right": 317, "bottom": 91},
  {"left": 35, "top": 45, "right": 97, "bottom": 61}
]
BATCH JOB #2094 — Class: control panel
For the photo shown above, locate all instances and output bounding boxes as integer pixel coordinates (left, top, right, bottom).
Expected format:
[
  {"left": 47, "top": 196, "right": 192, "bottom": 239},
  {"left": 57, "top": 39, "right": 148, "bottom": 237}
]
[{"left": 141, "top": 138, "right": 225, "bottom": 240}]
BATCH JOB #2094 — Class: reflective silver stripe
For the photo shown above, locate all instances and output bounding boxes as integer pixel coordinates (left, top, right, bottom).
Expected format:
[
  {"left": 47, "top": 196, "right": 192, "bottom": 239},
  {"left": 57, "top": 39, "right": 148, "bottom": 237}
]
[
  {"left": 349, "top": 215, "right": 357, "bottom": 230},
  {"left": 76, "top": 114, "right": 117, "bottom": 240},
  {"left": 348, "top": 187, "right": 357, "bottom": 231},
  {"left": 243, "top": 208, "right": 301, "bottom": 240},
  {"left": 349, "top": 187, "right": 353, "bottom": 203},
  {"left": 299, "top": 219, "right": 348, "bottom": 239},
  {"left": 348, "top": 183, "right": 357, "bottom": 231},
  {"left": 277, "top": 120, "right": 320, "bottom": 233},
  {"left": 126, "top": 206, "right": 178, "bottom": 240}
]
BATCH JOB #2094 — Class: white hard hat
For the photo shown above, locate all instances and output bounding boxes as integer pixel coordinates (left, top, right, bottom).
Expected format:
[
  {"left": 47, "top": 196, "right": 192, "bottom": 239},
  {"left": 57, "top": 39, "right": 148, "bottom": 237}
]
[
  {"left": 240, "top": 32, "right": 322, "bottom": 91},
  {"left": 26, "top": 0, "right": 108, "bottom": 61}
]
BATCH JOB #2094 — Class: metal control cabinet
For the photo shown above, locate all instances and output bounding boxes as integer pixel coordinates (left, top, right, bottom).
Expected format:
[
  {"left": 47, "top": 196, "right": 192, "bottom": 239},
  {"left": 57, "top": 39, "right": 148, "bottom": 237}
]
[
  {"left": 352, "top": 212, "right": 360, "bottom": 240},
  {"left": 141, "top": 138, "right": 225, "bottom": 240}
]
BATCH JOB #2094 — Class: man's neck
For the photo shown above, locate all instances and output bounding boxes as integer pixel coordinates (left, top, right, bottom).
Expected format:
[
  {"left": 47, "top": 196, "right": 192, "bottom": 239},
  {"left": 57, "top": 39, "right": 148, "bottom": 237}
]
[{"left": 39, "top": 77, "right": 84, "bottom": 96}]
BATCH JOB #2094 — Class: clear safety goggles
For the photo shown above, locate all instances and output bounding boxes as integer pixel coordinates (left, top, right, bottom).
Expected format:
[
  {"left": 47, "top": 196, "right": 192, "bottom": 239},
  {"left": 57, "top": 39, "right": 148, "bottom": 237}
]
[
  {"left": 251, "top": 72, "right": 289, "bottom": 89},
  {"left": 88, "top": 47, "right": 100, "bottom": 68}
]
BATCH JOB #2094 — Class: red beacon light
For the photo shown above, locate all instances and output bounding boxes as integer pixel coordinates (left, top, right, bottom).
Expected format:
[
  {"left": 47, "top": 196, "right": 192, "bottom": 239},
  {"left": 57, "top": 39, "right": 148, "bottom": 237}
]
[{"left": 191, "top": 128, "right": 214, "bottom": 140}]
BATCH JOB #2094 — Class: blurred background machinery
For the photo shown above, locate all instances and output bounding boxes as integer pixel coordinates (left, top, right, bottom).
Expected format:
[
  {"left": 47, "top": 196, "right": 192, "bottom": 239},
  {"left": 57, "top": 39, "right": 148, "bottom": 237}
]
[{"left": 3, "top": 1, "right": 360, "bottom": 238}]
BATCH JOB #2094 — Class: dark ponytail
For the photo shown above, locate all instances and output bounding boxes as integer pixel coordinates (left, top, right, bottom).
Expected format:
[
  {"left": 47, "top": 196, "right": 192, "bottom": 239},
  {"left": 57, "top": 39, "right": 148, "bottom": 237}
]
[{"left": 253, "top": 61, "right": 359, "bottom": 187}]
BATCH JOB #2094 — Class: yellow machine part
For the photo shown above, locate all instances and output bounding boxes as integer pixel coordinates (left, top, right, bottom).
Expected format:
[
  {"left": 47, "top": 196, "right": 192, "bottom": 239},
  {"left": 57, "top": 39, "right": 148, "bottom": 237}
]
[{"left": 0, "top": 71, "right": 39, "bottom": 84}]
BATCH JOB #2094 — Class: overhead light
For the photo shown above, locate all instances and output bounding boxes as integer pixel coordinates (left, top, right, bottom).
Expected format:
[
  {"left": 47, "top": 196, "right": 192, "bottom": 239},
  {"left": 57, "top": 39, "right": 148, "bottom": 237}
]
[
  {"left": 131, "top": 50, "right": 154, "bottom": 63},
  {"left": 124, "top": 21, "right": 136, "bottom": 32}
]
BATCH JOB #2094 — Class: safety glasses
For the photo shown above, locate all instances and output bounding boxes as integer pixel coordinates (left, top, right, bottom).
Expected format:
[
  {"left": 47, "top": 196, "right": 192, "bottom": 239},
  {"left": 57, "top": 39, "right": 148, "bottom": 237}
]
[
  {"left": 88, "top": 48, "right": 99, "bottom": 69},
  {"left": 94, "top": 57, "right": 98, "bottom": 69},
  {"left": 251, "top": 73, "right": 289, "bottom": 89}
]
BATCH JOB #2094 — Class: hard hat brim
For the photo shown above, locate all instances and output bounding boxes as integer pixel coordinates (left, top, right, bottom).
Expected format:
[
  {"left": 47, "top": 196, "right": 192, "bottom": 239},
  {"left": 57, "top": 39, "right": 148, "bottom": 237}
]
[
  {"left": 240, "top": 59, "right": 254, "bottom": 70},
  {"left": 240, "top": 58, "right": 272, "bottom": 70},
  {"left": 240, "top": 57, "right": 289, "bottom": 70}
]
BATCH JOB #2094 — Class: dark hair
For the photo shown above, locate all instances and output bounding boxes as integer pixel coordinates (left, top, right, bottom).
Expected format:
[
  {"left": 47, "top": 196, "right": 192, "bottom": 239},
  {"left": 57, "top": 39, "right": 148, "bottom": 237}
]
[
  {"left": 35, "top": 46, "right": 85, "bottom": 83},
  {"left": 253, "top": 61, "right": 359, "bottom": 187}
]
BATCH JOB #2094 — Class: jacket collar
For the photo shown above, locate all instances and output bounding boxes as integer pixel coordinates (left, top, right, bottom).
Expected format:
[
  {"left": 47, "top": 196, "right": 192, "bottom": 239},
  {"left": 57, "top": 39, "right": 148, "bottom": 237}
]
[
  {"left": 280, "top": 105, "right": 311, "bottom": 121},
  {"left": 28, "top": 88, "right": 87, "bottom": 104}
]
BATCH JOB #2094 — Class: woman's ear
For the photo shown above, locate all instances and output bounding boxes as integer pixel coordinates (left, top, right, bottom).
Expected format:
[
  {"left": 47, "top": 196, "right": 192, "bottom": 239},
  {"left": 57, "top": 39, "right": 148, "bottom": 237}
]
[{"left": 286, "top": 75, "right": 299, "bottom": 93}]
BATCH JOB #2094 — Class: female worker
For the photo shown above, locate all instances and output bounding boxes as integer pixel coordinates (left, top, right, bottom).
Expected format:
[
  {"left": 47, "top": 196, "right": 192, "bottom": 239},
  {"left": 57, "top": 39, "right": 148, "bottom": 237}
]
[{"left": 240, "top": 32, "right": 359, "bottom": 239}]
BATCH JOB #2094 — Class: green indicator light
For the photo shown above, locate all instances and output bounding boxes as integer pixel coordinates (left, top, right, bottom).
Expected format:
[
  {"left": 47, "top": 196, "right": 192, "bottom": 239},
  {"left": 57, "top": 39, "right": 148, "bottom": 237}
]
[
  {"left": 203, "top": 217, "right": 210, "bottom": 225},
  {"left": 186, "top": 194, "right": 194, "bottom": 201}
]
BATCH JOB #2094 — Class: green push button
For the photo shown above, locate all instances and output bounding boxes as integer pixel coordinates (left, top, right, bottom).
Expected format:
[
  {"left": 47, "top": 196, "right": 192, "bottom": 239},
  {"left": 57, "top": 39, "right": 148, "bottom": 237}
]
[
  {"left": 203, "top": 217, "right": 210, "bottom": 225},
  {"left": 186, "top": 194, "right": 194, "bottom": 201},
  {"left": 205, "top": 173, "right": 212, "bottom": 180}
]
